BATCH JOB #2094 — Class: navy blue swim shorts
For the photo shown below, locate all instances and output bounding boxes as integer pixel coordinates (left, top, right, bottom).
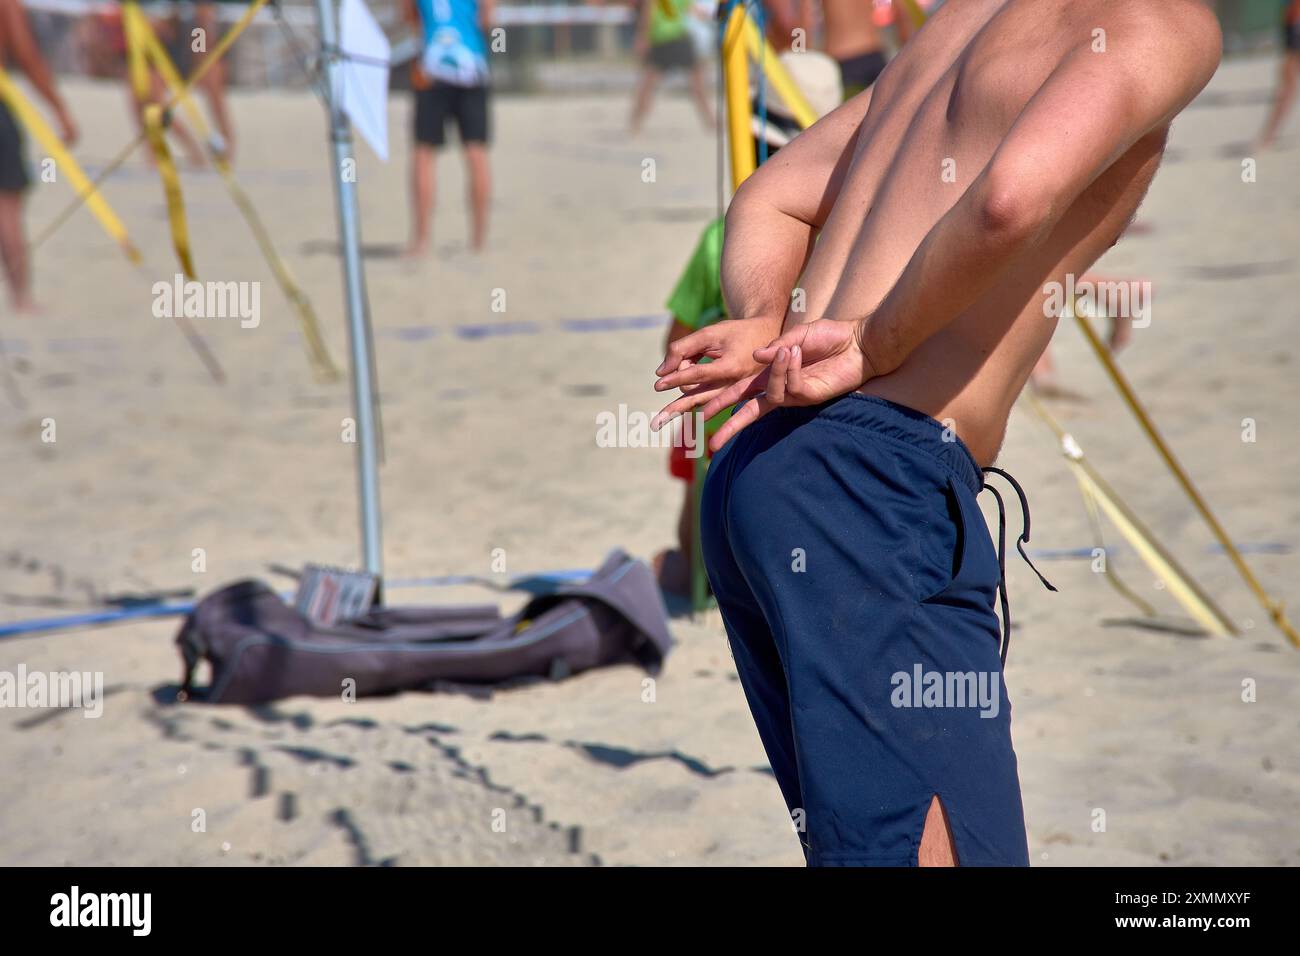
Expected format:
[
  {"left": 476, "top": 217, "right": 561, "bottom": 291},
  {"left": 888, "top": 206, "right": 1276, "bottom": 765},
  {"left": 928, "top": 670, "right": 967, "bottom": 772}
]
[{"left": 700, "top": 392, "right": 1031, "bottom": 867}]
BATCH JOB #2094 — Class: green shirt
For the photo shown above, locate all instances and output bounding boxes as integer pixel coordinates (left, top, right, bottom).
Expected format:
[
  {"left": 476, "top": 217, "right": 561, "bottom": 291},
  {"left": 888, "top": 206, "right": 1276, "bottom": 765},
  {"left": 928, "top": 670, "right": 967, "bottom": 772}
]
[
  {"left": 666, "top": 217, "right": 732, "bottom": 431},
  {"left": 649, "top": 0, "right": 693, "bottom": 46},
  {"left": 666, "top": 216, "right": 726, "bottom": 331}
]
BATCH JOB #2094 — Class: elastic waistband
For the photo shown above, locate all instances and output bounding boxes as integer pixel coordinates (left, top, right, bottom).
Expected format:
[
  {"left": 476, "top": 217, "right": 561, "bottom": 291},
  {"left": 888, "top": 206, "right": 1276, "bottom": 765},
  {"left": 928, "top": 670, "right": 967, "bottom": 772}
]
[{"left": 776, "top": 393, "right": 984, "bottom": 495}]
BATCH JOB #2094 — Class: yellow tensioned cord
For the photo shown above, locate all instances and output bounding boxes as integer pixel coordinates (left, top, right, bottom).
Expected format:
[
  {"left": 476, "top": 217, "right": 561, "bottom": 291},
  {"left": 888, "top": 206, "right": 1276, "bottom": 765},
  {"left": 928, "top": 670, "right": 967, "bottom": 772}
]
[
  {"left": 35, "top": 0, "right": 270, "bottom": 253},
  {"left": 1022, "top": 389, "right": 1236, "bottom": 637},
  {"left": 1072, "top": 309, "right": 1298, "bottom": 648},
  {"left": 126, "top": 2, "right": 341, "bottom": 382},
  {"left": 0, "top": 67, "right": 139, "bottom": 263},
  {"left": 722, "top": 5, "right": 754, "bottom": 189},
  {"left": 740, "top": 14, "right": 817, "bottom": 130},
  {"left": 125, "top": 1, "right": 196, "bottom": 278}
]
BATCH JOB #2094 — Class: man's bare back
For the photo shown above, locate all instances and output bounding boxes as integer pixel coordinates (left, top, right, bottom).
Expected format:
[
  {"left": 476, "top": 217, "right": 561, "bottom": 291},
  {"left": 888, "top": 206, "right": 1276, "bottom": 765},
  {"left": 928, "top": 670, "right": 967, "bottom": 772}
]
[
  {"left": 654, "top": 0, "right": 1221, "bottom": 465},
  {"left": 807, "top": 0, "right": 1187, "bottom": 462},
  {"left": 816, "top": 0, "right": 883, "bottom": 61}
]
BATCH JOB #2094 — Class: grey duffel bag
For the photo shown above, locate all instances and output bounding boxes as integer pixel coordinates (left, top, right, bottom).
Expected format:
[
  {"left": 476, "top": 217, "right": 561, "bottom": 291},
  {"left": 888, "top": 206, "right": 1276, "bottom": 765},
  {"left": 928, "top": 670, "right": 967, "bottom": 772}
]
[{"left": 176, "top": 551, "right": 673, "bottom": 704}]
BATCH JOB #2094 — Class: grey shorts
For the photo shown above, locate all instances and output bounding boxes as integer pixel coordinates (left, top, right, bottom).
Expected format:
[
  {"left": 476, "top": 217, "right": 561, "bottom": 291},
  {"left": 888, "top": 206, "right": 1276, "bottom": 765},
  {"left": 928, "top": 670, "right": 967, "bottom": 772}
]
[
  {"left": 647, "top": 35, "right": 696, "bottom": 72},
  {"left": 0, "top": 100, "right": 30, "bottom": 193}
]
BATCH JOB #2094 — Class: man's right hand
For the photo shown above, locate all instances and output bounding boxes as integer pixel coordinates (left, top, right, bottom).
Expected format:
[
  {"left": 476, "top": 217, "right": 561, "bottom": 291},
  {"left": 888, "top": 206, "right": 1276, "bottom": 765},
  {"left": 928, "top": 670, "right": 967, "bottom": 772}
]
[
  {"left": 704, "top": 318, "right": 879, "bottom": 451},
  {"left": 56, "top": 107, "right": 78, "bottom": 147},
  {"left": 651, "top": 317, "right": 782, "bottom": 431}
]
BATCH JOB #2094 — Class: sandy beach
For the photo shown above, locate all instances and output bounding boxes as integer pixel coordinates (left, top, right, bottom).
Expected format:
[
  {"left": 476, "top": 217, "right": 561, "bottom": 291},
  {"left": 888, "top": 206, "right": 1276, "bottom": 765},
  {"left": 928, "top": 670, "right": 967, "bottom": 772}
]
[{"left": 1, "top": 53, "right": 1297, "bottom": 866}]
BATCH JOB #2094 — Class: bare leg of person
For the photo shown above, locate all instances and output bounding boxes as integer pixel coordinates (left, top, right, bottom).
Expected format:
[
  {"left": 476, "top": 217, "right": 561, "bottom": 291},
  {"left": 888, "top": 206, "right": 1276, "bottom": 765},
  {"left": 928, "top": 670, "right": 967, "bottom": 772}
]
[
  {"left": 201, "top": 63, "right": 235, "bottom": 161},
  {"left": 196, "top": 4, "right": 235, "bottom": 160},
  {"left": 651, "top": 491, "right": 693, "bottom": 595},
  {"left": 1028, "top": 345, "right": 1087, "bottom": 402},
  {"left": 408, "top": 143, "right": 436, "bottom": 256},
  {"left": 0, "top": 191, "right": 35, "bottom": 313},
  {"left": 630, "top": 67, "right": 660, "bottom": 134},
  {"left": 161, "top": 76, "right": 206, "bottom": 167},
  {"left": 1257, "top": 52, "right": 1299, "bottom": 149},
  {"left": 917, "top": 796, "right": 958, "bottom": 867},
  {"left": 464, "top": 141, "right": 490, "bottom": 251},
  {"left": 688, "top": 64, "right": 715, "bottom": 129}
]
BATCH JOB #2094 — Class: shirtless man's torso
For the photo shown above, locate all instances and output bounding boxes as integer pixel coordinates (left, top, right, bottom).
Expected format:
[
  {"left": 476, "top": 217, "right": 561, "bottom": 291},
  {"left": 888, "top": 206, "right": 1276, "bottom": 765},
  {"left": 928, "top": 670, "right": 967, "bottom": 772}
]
[{"left": 657, "top": 0, "right": 1221, "bottom": 467}]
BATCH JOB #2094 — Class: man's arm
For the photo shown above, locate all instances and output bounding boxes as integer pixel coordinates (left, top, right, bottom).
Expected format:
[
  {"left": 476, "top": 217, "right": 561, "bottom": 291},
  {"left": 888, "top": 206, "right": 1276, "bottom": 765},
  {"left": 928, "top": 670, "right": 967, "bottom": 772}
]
[
  {"left": 0, "top": 0, "right": 67, "bottom": 113},
  {"left": 0, "top": 0, "right": 76, "bottom": 143},
  {"left": 650, "top": 89, "right": 874, "bottom": 429},
  {"left": 633, "top": 0, "right": 653, "bottom": 57},
  {"left": 760, "top": 0, "right": 798, "bottom": 51},
  {"left": 852, "top": 11, "right": 1220, "bottom": 374},
  {"left": 719, "top": 85, "right": 873, "bottom": 326},
  {"left": 798, "top": 0, "right": 817, "bottom": 47},
  {"left": 705, "top": 7, "right": 1221, "bottom": 449},
  {"left": 478, "top": 0, "right": 495, "bottom": 35}
]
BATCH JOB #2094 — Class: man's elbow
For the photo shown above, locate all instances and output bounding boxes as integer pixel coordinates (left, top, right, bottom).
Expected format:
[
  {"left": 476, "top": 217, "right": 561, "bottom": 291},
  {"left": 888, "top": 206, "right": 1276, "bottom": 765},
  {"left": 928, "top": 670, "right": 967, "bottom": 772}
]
[
  {"left": 976, "top": 180, "right": 1054, "bottom": 245},
  {"left": 725, "top": 174, "right": 766, "bottom": 228}
]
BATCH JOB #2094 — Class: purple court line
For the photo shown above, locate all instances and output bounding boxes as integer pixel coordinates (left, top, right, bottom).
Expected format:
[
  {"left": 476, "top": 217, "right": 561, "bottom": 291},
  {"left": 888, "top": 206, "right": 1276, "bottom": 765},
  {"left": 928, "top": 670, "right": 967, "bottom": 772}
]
[
  {"left": 558, "top": 315, "right": 666, "bottom": 333},
  {"left": 376, "top": 314, "right": 670, "bottom": 343},
  {"left": 455, "top": 321, "right": 542, "bottom": 340}
]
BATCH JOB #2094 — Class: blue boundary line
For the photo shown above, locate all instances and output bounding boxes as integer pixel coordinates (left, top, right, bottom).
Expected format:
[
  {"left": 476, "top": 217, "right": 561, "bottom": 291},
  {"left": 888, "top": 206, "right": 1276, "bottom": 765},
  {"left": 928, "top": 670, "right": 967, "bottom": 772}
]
[{"left": 0, "top": 568, "right": 595, "bottom": 640}]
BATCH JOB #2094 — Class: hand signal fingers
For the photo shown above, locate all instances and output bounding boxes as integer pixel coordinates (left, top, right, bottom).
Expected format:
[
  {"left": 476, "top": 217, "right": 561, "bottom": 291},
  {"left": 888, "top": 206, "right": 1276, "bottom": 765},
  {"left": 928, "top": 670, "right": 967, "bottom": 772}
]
[
  {"left": 699, "top": 370, "right": 767, "bottom": 420},
  {"left": 753, "top": 326, "right": 807, "bottom": 365},
  {"left": 654, "top": 357, "right": 738, "bottom": 393},
  {"left": 708, "top": 392, "right": 777, "bottom": 453},
  {"left": 766, "top": 347, "right": 791, "bottom": 404},
  {"left": 651, "top": 383, "right": 723, "bottom": 432},
  {"left": 656, "top": 326, "right": 718, "bottom": 377},
  {"left": 784, "top": 344, "right": 808, "bottom": 401}
]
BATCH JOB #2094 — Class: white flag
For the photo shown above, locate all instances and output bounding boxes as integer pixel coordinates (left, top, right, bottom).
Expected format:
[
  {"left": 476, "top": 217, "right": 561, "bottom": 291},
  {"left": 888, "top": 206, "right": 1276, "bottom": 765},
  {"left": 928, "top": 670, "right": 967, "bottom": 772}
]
[{"left": 339, "top": 0, "right": 391, "bottom": 161}]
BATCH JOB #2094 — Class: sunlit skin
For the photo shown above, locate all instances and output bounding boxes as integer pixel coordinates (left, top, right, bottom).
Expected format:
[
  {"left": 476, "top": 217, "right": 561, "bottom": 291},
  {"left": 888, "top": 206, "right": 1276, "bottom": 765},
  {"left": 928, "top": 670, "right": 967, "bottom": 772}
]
[
  {"left": 1256, "top": 0, "right": 1300, "bottom": 149},
  {"left": 628, "top": 0, "right": 714, "bottom": 133},
  {"left": 800, "top": 0, "right": 884, "bottom": 61},
  {"left": 654, "top": 0, "right": 1221, "bottom": 469},
  {"left": 0, "top": 0, "right": 78, "bottom": 313},
  {"left": 406, "top": 0, "right": 495, "bottom": 255}
]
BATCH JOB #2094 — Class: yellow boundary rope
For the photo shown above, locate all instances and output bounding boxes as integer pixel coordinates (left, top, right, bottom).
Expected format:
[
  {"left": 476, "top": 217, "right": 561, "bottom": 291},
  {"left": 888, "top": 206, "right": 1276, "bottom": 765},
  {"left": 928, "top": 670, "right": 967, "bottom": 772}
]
[
  {"left": 35, "top": 0, "right": 268, "bottom": 249},
  {"left": 126, "top": 2, "right": 342, "bottom": 382},
  {"left": 1073, "top": 311, "right": 1298, "bottom": 647},
  {"left": 125, "top": 1, "right": 199, "bottom": 279},
  {"left": 740, "top": 14, "right": 817, "bottom": 129},
  {"left": 29, "top": 0, "right": 337, "bottom": 382},
  {"left": 722, "top": 5, "right": 754, "bottom": 189},
  {"left": 1074, "top": 464, "right": 1159, "bottom": 619},
  {"left": 1022, "top": 390, "right": 1234, "bottom": 635},
  {"left": 0, "top": 67, "right": 139, "bottom": 262}
]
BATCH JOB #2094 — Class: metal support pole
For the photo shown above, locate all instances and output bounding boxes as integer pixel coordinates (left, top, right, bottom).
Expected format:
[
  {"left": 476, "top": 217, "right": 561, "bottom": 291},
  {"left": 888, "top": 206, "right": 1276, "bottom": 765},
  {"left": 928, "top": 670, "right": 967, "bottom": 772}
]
[{"left": 313, "top": 0, "right": 383, "bottom": 578}]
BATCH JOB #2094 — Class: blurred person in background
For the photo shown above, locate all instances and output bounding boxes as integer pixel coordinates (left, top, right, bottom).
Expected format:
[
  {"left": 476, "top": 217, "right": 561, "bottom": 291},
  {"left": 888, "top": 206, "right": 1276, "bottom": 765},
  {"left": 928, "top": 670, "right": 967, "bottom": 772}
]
[
  {"left": 123, "top": 3, "right": 206, "bottom": 166},
  {"left": 1028, "top": 272, "right": 1145, "bottom": 400},
  {"left": 796, "top": 0, "right": 931, "bottom": 99},
  {"left": 804, "top": 0, "right": 889, "bottom": 97},
  {"left": 1257, "top": 0, "right": 1300, "bottom": 148},
  {"left": 0, "top": 0, "right": 78, "bottom": 313},
  {"left": 77, "top": 4, "right": 127, "bottom": 79},
  {"left": 630, "top": 0, "right": 714, "bottom": 132},
  {"left": 406, "top": 0, "right": 495, "bottom": 254},
  {"left": 191, "top": 2, "right": 236, "bottom": 160}
]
